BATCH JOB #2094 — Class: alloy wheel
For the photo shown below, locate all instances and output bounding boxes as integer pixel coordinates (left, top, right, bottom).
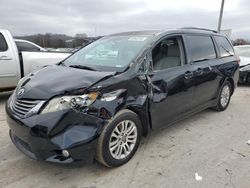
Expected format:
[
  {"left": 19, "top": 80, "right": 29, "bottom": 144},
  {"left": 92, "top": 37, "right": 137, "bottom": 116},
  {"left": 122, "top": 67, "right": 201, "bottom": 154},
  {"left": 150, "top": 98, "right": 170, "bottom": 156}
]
[
  {"left": 109, "top": 120, "right": 138, "bottom": 160},
  {"left": 220, "top": 85, "right": 230, "bottom": 108}
]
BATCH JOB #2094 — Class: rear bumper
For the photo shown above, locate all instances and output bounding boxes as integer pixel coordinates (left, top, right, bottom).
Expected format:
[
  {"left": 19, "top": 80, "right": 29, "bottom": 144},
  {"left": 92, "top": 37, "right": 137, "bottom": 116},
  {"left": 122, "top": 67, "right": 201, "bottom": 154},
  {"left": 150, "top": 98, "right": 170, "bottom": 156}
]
[{"left": 6, "top": 98, "right": 107, "bottom": 164}]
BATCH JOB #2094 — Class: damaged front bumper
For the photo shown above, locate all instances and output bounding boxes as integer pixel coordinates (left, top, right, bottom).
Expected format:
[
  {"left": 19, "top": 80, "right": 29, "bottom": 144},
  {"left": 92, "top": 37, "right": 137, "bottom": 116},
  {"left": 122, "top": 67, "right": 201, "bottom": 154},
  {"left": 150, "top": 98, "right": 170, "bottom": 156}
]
[
  {"left": 239, "top": 65, "right": 250, "bottom": 83},
  {"left": 6, "top": 98, "right": 107, "bottom": 164}
]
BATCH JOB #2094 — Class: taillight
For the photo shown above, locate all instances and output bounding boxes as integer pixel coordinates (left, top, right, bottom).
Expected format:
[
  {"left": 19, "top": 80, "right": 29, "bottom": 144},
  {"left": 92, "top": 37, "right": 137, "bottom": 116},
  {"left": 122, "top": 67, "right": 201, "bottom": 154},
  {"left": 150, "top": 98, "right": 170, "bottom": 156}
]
[{"left": 237, "top": 57, "right": 241, "bottom": 65}]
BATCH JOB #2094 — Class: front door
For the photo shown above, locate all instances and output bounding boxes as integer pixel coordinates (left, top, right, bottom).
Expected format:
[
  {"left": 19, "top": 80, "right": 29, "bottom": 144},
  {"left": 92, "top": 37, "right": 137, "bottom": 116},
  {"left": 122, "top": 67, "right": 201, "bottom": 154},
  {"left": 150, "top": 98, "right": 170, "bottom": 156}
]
[
  {"left": 0, "top": 32, "right": 18, "bottom": 89},
  {"left": 148, "top": 35, "right": 196, "bottom": 129}
]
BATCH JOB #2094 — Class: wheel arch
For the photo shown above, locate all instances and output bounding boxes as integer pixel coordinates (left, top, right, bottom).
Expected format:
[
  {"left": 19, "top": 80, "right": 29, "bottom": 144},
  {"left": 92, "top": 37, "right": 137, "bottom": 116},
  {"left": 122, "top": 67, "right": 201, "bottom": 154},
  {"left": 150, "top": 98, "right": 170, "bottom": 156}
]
[
  {"left": 226, "top": 77, "right": 235, "bottom": 95},
  {"left": 126, "top": 106, "right": 150, "bottom": 137}
]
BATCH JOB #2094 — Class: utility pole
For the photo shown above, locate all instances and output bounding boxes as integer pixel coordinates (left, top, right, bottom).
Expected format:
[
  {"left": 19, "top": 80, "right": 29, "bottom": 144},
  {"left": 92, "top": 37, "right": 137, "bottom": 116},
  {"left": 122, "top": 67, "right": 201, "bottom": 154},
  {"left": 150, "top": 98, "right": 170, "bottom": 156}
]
[{"left": 217, "top": 0, "right": 225, "bottom": 32}]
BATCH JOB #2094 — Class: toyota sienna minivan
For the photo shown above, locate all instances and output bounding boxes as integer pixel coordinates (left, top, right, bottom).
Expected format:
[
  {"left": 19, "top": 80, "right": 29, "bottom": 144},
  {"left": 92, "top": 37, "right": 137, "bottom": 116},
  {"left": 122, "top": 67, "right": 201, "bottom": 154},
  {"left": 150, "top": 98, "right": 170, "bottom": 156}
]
[{"left": 6, "top": 28, "right": 239, "bottom": 167}]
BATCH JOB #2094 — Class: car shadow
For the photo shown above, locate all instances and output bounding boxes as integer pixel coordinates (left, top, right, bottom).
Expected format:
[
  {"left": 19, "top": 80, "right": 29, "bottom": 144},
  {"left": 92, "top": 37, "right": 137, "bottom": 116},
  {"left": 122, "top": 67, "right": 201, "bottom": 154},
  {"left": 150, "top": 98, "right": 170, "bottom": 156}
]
[
  {"left": 0, "top": 91, "right": 13, "bottom": 103},
  {"left": 238, "top": 83, "right": 250, "bottom": 87}
]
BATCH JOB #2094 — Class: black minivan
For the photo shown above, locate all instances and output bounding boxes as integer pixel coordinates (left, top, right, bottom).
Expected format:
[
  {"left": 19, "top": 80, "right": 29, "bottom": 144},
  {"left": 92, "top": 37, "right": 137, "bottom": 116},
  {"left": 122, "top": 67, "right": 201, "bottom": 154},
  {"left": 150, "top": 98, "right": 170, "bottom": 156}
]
[{"left": 6, "top": 28, "right": 239, "bottom": 167}]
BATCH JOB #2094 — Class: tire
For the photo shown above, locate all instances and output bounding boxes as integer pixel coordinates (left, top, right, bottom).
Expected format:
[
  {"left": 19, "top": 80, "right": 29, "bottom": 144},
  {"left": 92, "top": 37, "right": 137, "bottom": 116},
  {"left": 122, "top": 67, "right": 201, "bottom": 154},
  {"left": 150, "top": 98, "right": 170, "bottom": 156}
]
[
  {"left": 95, "top": 109, "right": 142, "bottom": 167},
  {"left": 213, "top": 81, "right": 232, "bottom": 111}
]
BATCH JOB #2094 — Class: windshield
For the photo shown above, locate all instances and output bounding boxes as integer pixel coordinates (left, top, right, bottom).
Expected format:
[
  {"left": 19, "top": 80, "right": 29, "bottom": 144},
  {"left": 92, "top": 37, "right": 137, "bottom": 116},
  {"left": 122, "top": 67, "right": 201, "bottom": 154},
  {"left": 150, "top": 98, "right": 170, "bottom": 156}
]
[
  {"left": 63, "top": 35, "right": 152, "bottom": 72},
  {"left": 234, "top": 46, "right": 250, "bottom": 57}
]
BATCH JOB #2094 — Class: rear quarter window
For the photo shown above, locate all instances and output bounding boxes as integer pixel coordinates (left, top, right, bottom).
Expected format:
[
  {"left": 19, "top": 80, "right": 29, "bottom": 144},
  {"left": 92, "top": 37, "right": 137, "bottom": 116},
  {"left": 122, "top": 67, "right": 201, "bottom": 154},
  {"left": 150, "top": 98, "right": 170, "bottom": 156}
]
[
  {"left": 214, "top": 36, "right": 234, "bottom": 57},
  {"left": 185, "top": 35, "right": 216, "bottom": 62},
  {"left": 0, "top": 33, "right": 8, "bottom": 52}
]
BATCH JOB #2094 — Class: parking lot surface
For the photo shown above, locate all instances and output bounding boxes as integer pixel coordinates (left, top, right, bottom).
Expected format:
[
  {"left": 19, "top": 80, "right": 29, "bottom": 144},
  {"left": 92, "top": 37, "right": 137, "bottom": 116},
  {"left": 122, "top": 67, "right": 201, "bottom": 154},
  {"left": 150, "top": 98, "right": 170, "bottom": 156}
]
[{"left": 0, "top": 87, "right": 250, "bottom": 188}]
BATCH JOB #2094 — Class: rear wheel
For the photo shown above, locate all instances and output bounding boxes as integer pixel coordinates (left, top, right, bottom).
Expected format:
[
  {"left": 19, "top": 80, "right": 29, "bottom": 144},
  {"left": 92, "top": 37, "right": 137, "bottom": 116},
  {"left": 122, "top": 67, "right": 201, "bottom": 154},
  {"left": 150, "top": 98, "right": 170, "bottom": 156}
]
[
  {"left": 214, "top": 81, "right": 232, "bottom": 111},
  {"left": 96, "top": 109, "right": 142, "bottom": 167}
]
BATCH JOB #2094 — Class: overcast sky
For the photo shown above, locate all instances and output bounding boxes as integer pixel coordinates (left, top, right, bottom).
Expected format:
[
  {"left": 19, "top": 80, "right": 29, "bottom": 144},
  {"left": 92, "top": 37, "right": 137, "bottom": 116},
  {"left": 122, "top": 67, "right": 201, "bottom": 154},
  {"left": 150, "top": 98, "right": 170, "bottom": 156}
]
[{"left": 1, "top": 0, "right": 249, "bottom": 39}]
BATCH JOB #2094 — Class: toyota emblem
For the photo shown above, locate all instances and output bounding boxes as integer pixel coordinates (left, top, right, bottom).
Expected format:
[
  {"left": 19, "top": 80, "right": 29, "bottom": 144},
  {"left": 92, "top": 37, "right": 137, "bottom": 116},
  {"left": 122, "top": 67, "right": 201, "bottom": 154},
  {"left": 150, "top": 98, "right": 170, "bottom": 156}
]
[{"left": 17, "top": 88, "right": 25, "bottom": 98}]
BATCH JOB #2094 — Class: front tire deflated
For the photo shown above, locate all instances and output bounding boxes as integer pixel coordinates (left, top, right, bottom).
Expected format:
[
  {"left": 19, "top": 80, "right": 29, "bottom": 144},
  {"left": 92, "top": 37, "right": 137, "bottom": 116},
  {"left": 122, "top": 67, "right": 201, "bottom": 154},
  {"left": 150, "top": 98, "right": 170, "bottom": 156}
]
[{"left": 95, "top": 109, "right": 142, "bottom": 167}]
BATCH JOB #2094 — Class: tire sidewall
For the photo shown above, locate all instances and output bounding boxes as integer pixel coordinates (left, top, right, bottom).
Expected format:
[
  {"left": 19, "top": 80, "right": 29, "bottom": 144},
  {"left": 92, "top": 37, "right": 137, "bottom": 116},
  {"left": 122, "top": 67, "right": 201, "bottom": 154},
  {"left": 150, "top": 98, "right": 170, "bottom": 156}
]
[
  {"left": 217, "top": 81, "right": 232, "bottom": 111},
  {"left": 100, "top": 110, "right": 142, "bottom": 167}
]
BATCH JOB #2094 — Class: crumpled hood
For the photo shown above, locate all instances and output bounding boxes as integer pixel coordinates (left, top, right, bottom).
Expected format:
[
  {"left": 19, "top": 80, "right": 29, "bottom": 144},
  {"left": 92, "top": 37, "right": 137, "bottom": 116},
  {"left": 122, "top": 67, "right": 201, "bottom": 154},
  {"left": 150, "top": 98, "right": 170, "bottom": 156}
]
[{"left": 17, "top": 65, "right": 115, "bottom": 100}]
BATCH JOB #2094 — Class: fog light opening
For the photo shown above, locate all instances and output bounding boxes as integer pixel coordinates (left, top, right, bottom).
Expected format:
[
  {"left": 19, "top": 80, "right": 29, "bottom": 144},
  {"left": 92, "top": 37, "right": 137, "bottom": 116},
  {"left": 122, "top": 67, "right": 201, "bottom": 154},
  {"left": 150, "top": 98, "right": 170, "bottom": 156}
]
[{"left": 62, "top": 150, "right": 70, "bottom": 158}]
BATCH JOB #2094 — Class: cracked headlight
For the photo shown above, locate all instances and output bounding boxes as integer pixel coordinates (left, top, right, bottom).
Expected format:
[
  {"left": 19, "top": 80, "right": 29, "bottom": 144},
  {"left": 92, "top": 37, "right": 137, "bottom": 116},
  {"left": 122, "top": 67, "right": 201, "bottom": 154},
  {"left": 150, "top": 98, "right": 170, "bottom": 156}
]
[{"left": 41, "top": 92, "right": 99, "bottom": 114}]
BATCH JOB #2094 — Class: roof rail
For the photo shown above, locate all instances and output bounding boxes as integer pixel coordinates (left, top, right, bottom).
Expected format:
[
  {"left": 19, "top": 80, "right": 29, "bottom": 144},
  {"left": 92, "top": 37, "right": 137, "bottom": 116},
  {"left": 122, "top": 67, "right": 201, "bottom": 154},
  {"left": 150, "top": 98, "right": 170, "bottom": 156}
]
[{"left": 181, "top": 27, "right": 218, "bottom": 33}]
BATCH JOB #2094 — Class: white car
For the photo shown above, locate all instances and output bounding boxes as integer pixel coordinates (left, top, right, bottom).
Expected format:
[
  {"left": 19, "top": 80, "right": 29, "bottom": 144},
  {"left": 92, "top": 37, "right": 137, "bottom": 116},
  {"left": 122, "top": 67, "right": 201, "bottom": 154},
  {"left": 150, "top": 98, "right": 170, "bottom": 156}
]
[
  {"left": 0, "top": 29, "right": 71, "bottom": 91},
  {"left": 234, "top": 45, "right": 250, "bottom": 83}
]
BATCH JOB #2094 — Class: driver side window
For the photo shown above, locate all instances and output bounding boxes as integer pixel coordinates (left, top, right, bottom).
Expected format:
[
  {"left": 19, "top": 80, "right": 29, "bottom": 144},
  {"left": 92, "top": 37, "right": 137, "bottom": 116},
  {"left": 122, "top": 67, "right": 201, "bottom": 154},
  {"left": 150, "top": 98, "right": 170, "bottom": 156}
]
[
  {"left": 0, "top": 33, "right": 8, "bottom": 52},
  {"left": 16, "top": 41, "right": 40, "bottom": 52},
  {"left": 152, "top": 36, "right": 183, "bottom": 71}
]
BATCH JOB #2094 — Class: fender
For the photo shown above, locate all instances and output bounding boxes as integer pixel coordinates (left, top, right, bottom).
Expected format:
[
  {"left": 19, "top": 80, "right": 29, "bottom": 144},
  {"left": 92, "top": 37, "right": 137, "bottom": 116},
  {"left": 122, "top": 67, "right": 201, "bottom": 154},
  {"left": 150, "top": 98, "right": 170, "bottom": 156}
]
[{"left": 82, "top": 75, "right": 151, "bottom": 136}]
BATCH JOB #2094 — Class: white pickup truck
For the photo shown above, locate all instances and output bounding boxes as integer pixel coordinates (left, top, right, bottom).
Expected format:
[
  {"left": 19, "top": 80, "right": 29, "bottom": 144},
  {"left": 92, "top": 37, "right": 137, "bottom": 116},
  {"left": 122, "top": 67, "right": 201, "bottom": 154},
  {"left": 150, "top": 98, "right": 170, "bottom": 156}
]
[{"left": 0, "top": 29, "right": 71, "bottom": 91}]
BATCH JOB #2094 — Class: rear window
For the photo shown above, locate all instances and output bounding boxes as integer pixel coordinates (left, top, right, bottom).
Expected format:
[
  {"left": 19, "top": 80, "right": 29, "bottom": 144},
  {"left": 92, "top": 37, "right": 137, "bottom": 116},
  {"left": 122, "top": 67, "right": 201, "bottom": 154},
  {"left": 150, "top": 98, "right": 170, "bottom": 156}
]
[
  {"left": 16, "top": 41, "right": 40, "bottom": 52},
  {"left": 0, "top": 33, "right": 8, "bottom": 52},
  {"left": 214, "top": 36, "right": 234, "bottom": 57},
  {"left": 185, "top": 35, "right": 216, "bottom": 62}
]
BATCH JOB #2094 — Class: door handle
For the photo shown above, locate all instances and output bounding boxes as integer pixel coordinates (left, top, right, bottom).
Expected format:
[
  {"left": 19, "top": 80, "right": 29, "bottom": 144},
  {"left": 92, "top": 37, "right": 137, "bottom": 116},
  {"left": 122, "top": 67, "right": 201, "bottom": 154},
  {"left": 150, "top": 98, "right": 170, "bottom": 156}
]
[
  {"left": 196, "top": 68, "right": 204, "bottom": 76},
  {"left": 184, "top": 71, "right": 193, "bottom": 79},
  {"left": 0, "top": 56, "right": 12, "bottom": 60}
]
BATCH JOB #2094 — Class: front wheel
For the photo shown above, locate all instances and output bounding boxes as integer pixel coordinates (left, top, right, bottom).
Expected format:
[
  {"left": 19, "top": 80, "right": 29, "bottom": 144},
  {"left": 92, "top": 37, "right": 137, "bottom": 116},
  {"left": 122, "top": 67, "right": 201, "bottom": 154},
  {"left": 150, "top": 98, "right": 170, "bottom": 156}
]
[
  {"left": 213, "top": 81, "right": 232, "bottom": 111},
  {"left": 95, "top": 109, "right": 142, "bottom": 167}
]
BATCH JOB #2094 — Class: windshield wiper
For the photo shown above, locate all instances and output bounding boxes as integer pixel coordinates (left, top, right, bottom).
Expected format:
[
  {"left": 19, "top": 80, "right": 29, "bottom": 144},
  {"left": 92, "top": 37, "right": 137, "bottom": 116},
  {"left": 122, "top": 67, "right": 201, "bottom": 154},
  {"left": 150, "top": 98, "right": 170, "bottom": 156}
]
[{"left": 69, "top": 65, "right": 96, "bottom": 71}]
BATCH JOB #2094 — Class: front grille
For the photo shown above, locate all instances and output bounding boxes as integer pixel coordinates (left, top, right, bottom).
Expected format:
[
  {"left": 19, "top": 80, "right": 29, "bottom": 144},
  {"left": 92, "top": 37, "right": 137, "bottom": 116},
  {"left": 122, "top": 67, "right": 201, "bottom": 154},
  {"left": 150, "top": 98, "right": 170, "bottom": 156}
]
[{"left": 11, "top": 98, "right": 41, "bottom": 118}]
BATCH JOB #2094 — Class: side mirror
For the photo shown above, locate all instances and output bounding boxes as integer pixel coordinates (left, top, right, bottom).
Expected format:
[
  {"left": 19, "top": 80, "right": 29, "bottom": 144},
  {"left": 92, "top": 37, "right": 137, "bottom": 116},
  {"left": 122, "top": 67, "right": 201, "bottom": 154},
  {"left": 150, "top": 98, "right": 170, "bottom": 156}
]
[
  {"left": 138, "top": 57, "right": 147, "bottom": 74},
  {"left": 138, "top": 52, "right": 155, "bottom": 74},
  {"left": 138, "top": 56, "right": 154, "bottom": 75},
  {"left": 145, "top": 58, "right": 154, "bottom": 76}
]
